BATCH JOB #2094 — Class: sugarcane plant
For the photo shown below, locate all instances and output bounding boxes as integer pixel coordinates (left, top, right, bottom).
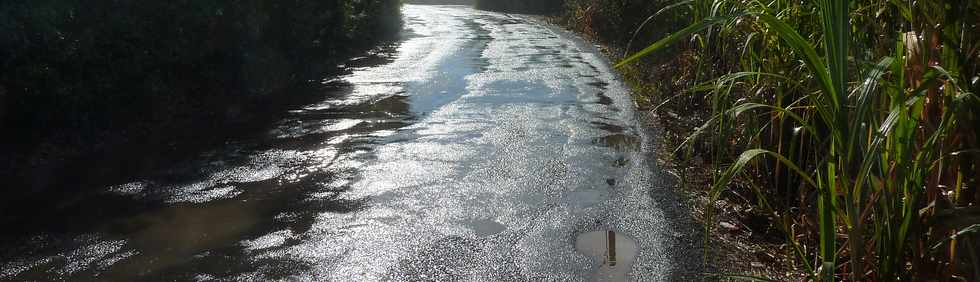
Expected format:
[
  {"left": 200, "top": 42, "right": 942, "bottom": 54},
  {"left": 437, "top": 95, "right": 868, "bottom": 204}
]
[{"left": 617, "top": 0, "right": 979, "bottom": 280}]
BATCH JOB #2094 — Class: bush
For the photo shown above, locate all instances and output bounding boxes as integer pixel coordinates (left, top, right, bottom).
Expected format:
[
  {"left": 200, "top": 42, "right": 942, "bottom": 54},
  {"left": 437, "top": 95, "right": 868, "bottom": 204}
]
[
  {"left": 0, "top": 0, "right": 402, "bottom": 194},
  {"left": 0, "top": 0, "right": 401, "bottom": 139}
]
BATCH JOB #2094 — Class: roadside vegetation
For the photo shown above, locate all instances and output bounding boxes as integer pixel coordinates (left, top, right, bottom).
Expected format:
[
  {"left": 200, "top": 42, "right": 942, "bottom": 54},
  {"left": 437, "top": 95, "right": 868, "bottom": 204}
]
[
  {"left": 565, "top": 0, "right": 979, "bottom": 280},
  {"left": 0, "top": 0, "right": 402, "bottom": 197}
]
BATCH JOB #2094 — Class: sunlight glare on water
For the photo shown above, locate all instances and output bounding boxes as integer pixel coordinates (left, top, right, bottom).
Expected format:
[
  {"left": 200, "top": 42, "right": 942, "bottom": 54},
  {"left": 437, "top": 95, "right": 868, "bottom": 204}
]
[{"left": 0, "top": 5, "right": 690, "bottom": 281}]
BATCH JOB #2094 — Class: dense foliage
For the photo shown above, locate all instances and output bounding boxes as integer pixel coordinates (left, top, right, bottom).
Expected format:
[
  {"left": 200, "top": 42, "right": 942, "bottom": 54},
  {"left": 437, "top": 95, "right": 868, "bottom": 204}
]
[
  {"left": 0, "top": 0, "right": 400, "bottom": 145},
  {"left": 562, "top": 0, "right": 687, "bottom": 49},
  {"left": 0, "top": 0, "right": 401, "bottom": 190},
  {"left": 579, "top": 0, "right": 979, "bottom": 280}
]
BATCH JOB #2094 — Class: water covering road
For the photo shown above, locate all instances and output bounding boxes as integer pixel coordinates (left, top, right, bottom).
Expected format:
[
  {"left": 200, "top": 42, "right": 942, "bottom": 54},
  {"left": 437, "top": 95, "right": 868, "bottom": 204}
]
[{"left": 1, "top": 5, "right": 700, "bottom": 281}]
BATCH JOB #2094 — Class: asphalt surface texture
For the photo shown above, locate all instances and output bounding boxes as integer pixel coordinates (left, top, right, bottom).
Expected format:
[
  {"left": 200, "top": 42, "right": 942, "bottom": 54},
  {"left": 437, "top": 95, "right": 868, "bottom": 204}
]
[{"left": 1, "top": 5, "right": 704, "bottom": 281}]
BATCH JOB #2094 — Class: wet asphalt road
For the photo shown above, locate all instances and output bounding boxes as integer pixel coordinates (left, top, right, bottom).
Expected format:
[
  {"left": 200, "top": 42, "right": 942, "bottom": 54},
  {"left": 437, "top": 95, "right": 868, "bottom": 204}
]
[{"left": 1, "top": 5, "right": 701, "bottom": 281}]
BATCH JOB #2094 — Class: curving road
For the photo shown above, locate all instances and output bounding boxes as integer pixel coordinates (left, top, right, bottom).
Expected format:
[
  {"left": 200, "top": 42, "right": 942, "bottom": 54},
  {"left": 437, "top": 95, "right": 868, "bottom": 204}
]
[{"left": 1, "top": 5, "right": 700, "bottom": 281}]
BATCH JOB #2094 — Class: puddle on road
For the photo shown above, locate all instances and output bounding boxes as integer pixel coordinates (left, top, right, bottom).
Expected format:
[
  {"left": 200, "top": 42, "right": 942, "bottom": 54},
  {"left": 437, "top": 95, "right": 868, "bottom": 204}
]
[
  {"left": 592, "top": 134, "right": 640, "bottom": 151},
  {"left": 575, "top": 230, "right": 638, "bottom": 282},
  {"left": 465, "top": 218, "right": 507, "bottom": 237}
]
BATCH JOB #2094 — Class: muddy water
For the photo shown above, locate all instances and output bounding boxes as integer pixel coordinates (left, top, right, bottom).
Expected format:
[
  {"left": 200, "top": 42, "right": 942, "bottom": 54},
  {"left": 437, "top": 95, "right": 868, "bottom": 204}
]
[
  {"left": 1, "top": 5, "right": 692, "bottom": 281},
  {"left": 575, "top": 231, "right": 639, "bottom": 281}
]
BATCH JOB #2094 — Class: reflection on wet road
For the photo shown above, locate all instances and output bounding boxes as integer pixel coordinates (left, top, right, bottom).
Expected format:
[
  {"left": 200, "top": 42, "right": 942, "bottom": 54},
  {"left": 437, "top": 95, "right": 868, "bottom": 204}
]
[{"left": 1, "top": 5, "right": 686, "bottom": 281}]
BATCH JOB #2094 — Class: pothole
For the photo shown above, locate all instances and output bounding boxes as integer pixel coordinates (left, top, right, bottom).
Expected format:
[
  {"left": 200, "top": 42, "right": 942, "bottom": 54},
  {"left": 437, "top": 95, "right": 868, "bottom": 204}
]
[{"left": 575, "top": 230, "right": 638, "bottom": 281}]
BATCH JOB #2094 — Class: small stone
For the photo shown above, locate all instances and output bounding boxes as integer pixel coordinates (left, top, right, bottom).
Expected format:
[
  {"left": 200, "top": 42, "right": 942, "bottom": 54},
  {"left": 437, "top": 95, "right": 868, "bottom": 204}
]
[{"left": 719, "top": 221, "right": 740, "bottom": 232}]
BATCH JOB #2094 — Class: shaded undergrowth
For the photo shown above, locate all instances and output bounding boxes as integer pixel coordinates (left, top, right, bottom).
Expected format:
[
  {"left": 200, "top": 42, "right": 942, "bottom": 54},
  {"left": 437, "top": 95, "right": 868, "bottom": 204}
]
[{"left": 0, "top": 0, "right": 403, "bottom": 198}]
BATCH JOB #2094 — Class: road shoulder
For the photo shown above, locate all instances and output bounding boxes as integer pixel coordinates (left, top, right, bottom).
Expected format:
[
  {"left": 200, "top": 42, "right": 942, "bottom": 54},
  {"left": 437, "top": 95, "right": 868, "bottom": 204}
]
[{"left": 542, "top": 15, "right": 808, "bottom": 281}]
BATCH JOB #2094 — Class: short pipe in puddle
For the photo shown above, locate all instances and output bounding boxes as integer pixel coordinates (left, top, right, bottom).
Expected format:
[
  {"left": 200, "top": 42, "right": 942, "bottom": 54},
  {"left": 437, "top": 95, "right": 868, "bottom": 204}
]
[
  {"left": 575, "top": 230, "right": 638, "bottom": 281},
  {"left": 607, "top": 230, "right": 616, "bottom": 266}
]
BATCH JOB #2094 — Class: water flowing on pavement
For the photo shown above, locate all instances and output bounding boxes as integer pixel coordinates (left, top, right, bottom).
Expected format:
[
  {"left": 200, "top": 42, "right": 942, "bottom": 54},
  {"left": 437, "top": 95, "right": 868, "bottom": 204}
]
[{"left": 0, "top": 5, "right": 702, "bottom": 281}]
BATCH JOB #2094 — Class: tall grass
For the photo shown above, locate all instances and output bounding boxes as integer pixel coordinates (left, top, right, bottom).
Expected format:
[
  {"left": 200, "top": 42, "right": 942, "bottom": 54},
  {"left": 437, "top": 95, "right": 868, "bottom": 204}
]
[{"left": 618, "top": 0, "right": 979, "bottom": 280}]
